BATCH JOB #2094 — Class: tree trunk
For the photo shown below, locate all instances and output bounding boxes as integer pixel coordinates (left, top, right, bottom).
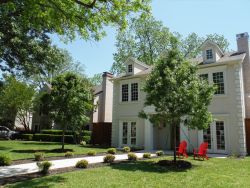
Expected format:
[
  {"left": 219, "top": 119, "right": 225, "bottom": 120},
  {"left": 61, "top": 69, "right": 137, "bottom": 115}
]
[
  {"left": 62, "top": 126, "right": 65, "bottom": 151},
  {"left": 173, "top": 122, "right": 177, "bottom": 163}
]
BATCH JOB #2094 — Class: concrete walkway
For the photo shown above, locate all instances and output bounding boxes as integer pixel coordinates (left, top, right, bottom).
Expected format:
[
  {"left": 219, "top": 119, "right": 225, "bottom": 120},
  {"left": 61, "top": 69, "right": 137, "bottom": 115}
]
[
  {"left": 0, "top": 152, "right": 156, "bottom": 179},
  {"left": 0, "top": 151, "right": 228, "bottom": 179}
]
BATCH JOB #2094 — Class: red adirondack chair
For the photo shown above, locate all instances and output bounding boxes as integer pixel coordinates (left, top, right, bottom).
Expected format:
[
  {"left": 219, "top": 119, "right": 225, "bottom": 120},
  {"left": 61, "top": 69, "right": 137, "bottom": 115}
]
[
  {"left": 193, "top": 142, "right": 209, "bottom": 160},
  {"left": 176, "top": 140, "right": 188, "bottom": 158}
]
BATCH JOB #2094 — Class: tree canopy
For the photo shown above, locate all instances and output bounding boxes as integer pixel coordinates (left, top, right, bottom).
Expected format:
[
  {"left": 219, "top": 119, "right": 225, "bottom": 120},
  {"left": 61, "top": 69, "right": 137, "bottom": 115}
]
[
  {"left": 110, "top": 15, "right": 230, "bottom": 75},
  {"left": 139, "top": 38, "right": 215, "bottom": 161},
  {"left": 0, "top": 0, "right": 151, "bottom": 75},
  {"left": 0, "top": 76, "right": 35, "bottom": 131},
  {"left": 41, "top": 72, "right": 94, "bottom": 150},
  {"left": 110, "top": 15, "right": 173, "bottom": 75}
]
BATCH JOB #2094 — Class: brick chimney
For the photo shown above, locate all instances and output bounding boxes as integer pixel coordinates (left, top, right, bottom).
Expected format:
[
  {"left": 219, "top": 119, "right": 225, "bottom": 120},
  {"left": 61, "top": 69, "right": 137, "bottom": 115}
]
[{"left": 237, "top": 32, "right": 250, "bottom": 118}]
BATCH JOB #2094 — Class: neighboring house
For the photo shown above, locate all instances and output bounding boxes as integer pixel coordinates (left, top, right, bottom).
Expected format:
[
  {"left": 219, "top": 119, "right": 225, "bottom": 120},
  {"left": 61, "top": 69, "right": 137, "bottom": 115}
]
[
  {"left": 111, "top": 32, "right": 250, "bottom": 155},
  {"left": 91, "top": 72, "right": 113, "bottom": 145}
]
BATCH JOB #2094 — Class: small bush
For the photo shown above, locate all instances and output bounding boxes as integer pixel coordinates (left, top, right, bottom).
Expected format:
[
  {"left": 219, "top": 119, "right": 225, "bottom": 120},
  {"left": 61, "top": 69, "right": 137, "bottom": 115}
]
[
  {"left": 75, "top": 160, "right": 88, "bottom": 168},
  {"left": 65, "top": 151, "right": 74, "bottom": 158},
  {"left": 83, "top": 130, "right": 92, "bottom": 136},
  {"left": 143, "top": 153, "right": 151, "bottom": 159},
  {"left": 37, "top": 161, "right": 52, "bottom": 174},
  {"left": 103, "top": 154, "right": 115, "bottom": 163},
  {"left": 0, "top": 154, "right": 12, "bottom": 166},
  {"left": 34, "top": 152, "right": 45, "bottom": 161},
  {"left": 123, "top": 146, "right": 130, "bottom": 153},
  {"left": 80, "top": 141, "right": 86, "bottom": 146},
  {"left": 107, "top": 148, "right": 116, "bottom": 154},
  {"left": 21, "top": 134, "right": 33, "bottom": 141},
  {"left": 82, "top": 136, "right": 91, "bottom": 144},
  {"left": 87, "top": 150, "right": 96, "bottom": 156},
  {"left": 128, "top": 153, "right": 137, "bottom": 161},
  {"left": 156, "top": 150, "right": 164, "bottom": 156}
]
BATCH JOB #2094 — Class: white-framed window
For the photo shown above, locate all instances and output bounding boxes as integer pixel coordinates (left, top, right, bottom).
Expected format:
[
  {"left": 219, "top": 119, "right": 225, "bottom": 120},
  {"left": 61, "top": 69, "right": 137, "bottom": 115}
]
[
  {"left": 131, "top": 83, "right": 138, "bottom": 101},
  {"left": 121, "top": 84, "right": 129, "bottom": 102},
  {"left": 120, "top": 82, "right": 139, "bottom": 102},
  {"left": 128, "top": 64, "right": 133, "bottom": 73},
  {"left": 120, "top": 121, "right": 137, "bottom": 146},
  {"left": 213, "top": 72, "right": 225, "bottom": 95},
  {"left": 206, "top": 49, "right": 213, "bottom": 60}
]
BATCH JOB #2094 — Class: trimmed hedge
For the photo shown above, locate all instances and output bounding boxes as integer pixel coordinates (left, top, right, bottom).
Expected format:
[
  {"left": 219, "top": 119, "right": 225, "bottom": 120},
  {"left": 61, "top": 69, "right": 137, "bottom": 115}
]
[
  {"left": 41, "top": 129, "right": 76, "bottom": 135},
  {"left": 33, "top": 134, "right": 74, "bottom": 143}
]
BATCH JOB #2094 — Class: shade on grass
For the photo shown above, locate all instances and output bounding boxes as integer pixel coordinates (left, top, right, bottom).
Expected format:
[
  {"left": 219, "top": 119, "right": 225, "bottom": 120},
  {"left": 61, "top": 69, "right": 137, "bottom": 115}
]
[
  {"left": 6, "top": 156, "right": 250, "bottom": 188},
  {"left": 0, "top": 141, "right": 107, "bottom": 160}
]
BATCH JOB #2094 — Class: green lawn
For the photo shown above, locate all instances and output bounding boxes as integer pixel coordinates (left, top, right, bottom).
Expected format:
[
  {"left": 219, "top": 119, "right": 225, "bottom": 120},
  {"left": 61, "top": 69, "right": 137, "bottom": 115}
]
[
  {"left": 6, "top": 156, "right": 250, "bottom": 188},
  {"left": 0, "top": 140, "right": 107, "bottom": 160}
]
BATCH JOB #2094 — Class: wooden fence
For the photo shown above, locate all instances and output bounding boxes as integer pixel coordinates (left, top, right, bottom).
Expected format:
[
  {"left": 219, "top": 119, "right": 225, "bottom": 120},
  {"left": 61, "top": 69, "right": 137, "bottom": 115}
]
[
  {"left": 92, "top": 123, "right": 112, "bottom": 146},
  {"left": 245, "top": 119, "right": 250, "bottom": 155}
]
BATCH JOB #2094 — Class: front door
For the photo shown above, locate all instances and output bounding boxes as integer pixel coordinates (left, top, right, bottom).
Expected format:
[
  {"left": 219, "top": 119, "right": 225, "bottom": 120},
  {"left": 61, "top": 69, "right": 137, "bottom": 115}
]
[
  {"left": 202, "top": 121, "right": 226, "bottom": 153},
  {"left": 121, "top": 122, "right": 137, "bottom": 146}
]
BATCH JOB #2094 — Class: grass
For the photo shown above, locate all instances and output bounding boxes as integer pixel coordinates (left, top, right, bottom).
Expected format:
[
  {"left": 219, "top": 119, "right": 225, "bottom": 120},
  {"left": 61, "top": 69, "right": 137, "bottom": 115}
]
[
  {"left": 0, "top": 140, "right": 107, "bottom": 160},
  {"left": 6, "top": 156, "right": 250, "bottom": 188}
]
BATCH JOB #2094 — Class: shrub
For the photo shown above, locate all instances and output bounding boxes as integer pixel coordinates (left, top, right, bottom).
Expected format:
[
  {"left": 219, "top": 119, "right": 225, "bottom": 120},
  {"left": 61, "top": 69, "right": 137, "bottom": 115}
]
[
  {"left": 37, "top": 161, "right": 52, "bottom": 174},
  {"left": 156, "top": 150, "right": 164, "bottom": 156},
  {"left": 103, "top": 154, "right": 115, "bottom": 163},
  {"left": 107, "top": 148, "right": 116, "bottom": 154},
  {"left": 65, "top": 152, "right": 74, "bottom": 158},
  {"left": 75, "top": 159, "right": 88, "bottom": 168},
  {"left": 143, "top": 153, "right": 151, "bottom": 159},
  {"left": 83, "top": 130, "right": 92, "bottom": 136},
  {"left": 87, "top": 150, "right": 96, "bottom": 156},
  {"left": 20, "top": 134, "right": 33, "bottom": 141},
  {"left": 80, "top": 141, "right": 86, "bottom": 146},
  {"left": 0, "top": 154, "right": 12, "bottom": 166},
  {"left": 82, "top": 136, "right": 91, "bottom": 144},
  {"left": 34, "top": 152, "right": 45, "bottom": 161},
  {"left": 127, "top": 153, "right": 137, "bottom": 161},
  {"left": 123, "top": 146, "right": 130, "bottom": 153}
]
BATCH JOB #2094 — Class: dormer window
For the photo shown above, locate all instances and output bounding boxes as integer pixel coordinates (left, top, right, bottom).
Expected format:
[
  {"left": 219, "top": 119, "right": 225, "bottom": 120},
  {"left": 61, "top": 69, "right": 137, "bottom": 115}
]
[
  {"left": 206, "top": 49, "right": 213, "bottom": 60},
  {"left": 128, "top": 64, "right": 133, "bottom": 73}
]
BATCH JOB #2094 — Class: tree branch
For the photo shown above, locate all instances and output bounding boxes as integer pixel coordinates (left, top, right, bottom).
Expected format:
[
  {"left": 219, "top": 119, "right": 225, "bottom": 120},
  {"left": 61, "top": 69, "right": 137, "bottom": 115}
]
[{"left": 74, "top": 0, "right": 97, "bottom": 9}]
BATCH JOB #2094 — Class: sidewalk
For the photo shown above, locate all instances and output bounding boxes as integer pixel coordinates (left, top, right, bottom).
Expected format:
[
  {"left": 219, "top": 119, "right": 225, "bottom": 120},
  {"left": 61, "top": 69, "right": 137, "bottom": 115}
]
[{"left": 0, "top": 152, "right": 156, "bottom": 179}]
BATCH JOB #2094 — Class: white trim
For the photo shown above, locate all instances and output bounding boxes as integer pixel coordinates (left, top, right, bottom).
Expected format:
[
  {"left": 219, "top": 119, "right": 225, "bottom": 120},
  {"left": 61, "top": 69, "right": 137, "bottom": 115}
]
[{"left": 119, "top": 120, "right": 138, "bottom": 147}]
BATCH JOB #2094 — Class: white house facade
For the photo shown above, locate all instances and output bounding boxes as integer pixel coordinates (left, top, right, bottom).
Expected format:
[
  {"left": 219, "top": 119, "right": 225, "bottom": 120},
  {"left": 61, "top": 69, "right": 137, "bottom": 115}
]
[{"left": 111, "top": 33, "right": 250, "bottom": 155}]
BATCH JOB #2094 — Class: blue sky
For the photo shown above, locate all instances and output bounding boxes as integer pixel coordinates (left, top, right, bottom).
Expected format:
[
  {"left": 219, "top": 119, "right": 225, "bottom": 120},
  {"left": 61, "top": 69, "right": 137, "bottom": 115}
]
[{"left": 52, "top": 0, "right": 250, "bottom": 77}]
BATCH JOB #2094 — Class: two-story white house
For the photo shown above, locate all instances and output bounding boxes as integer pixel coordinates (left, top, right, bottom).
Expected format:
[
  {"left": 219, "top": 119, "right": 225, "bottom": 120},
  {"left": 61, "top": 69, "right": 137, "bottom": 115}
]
[{"left": 111, "top": 33, "right": 250, "bottom": 155}]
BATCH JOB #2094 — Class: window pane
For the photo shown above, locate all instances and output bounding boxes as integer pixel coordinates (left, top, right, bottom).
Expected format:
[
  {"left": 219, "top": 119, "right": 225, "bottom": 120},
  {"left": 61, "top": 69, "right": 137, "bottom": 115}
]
[
  {"left": 128, "top": 64, "right": 133, "bottom": 73},
  {"left": 216, "top": 121, "right": 225, "bottom": 150},
  {"left": 131, "top": 122, "right": 136, "bottom": 145},
  {"left": 122, "top": 84, "right": 129, "bottom": 101},
  {"left": 131, "top": 83, "right": 138, "bottom": 101},
  {"left": 203, "top": 126, "right": 212, "bottom": 149},
  {"left": 213, "top": 72, "right": 225, "bottom": 94},
  {"left": 122, "top": 122, "right": 128, "bottom": 145},
  {"left": 206, "top": 49, "right": 213, "bottom": 59}
]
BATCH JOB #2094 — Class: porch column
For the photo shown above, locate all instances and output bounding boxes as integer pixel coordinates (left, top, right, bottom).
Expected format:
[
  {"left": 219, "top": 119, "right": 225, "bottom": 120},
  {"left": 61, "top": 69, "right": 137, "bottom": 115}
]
[{"left": 144, "top": 119, "right": 153, "bottom": 150}]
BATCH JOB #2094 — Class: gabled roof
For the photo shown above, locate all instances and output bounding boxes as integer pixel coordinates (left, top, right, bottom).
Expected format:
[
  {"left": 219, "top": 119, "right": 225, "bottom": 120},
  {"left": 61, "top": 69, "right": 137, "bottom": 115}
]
[
  {"left": 201, "top": 39, "right": 224, "bottom": 56},
  {"left": 124, "top": 57, "right": 150, "bottom": 69},
  {"left": 193, "top": 51, "right": 246, "bottom": 66}
]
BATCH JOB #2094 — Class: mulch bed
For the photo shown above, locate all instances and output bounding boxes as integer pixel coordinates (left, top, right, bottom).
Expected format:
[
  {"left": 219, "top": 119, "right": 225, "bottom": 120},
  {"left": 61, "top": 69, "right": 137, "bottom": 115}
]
[{"left": 157, "top": 159, "right": 192, "bottom": 170}]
